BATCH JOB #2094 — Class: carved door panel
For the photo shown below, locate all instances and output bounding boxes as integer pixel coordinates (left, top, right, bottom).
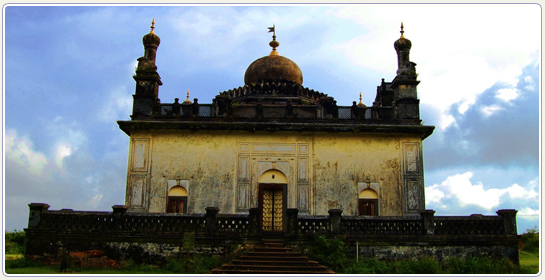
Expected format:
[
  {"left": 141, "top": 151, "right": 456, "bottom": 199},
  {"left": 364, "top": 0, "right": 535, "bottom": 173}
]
[{"left": 259, "top": 184, "right": 286, "bottom": 232}]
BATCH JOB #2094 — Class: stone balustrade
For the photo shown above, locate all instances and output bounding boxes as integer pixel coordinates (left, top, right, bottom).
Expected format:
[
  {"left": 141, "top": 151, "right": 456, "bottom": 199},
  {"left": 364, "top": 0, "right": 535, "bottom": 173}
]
[{"left": 27, "top": 203, "right": 517, "bottom": 237}]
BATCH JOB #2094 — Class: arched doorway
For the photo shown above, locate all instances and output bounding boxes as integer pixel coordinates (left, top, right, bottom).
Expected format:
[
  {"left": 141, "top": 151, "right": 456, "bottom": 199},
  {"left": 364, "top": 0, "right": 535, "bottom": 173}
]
[
  {"left": 167, "top": 186, "right": 188, "bottom": 214},
  {"left": 359, "top": 189, "right": 379, "bottom": 216},
  {"left": 258, "top": 170, "right": 287, "bottom": 233}
]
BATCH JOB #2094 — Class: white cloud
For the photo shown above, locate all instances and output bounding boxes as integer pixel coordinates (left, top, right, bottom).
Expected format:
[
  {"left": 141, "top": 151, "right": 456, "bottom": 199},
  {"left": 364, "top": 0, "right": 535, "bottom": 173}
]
[
  {"left": 89, "top": 194, "right": 104, "bottom": 208},
  {"left": 329, "top": 4, "right": 539, "bottom": 130},
  {"left": 517, "top": 207, "right": 540, "bottom": 220},
  {"left": 97, "top": 85, "right": 132, "bottom": 123},
  {"left": 480, "top": 105, "right": 503, "bottom": 117},
  {"left": 54, "top": 142, "right": 73, "bottom": 170},
  {"left": 5, "top": 129, "right": 48, "bottom": 176},
  {"left": 524, "top": 76, "right": 536, "bottom": 91},
  {"left": 496, "top": 88, "right": 521, "bottom": 103},
  {"left": 505, "top": 183, "right": 539, "bottom": 200},
  {"left": 426, "top": 172, "right": 539, "bottom": 211},
  {"left": 48, "top": 117, "right": 88, "bottom": 151}
]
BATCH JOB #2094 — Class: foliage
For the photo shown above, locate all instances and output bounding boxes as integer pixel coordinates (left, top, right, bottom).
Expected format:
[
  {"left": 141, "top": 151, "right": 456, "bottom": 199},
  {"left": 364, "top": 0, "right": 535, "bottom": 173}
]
[
  {"left": 389, "top": 257, "right": 442, "bottom": 274},
  {"left": 343, "top": 256, "right": 524, "bottom": 274},
  {"left": 5, "top": 230, "right": 26, "bottom": 255},
  {"left": 519, "top": 250, "right": 539, "bottom": 274},
  {"left": 5, "top": 257, "right": 40, "bottom": 269},
  {"left": 305, "top": 234, "right": 348, "bottom": 272},
  {"left": 520, "top": 226, "right": 539, "bottom": 253},
  {"left": 304, "top": 235, "right": 532, "bottom": 274},
  {"left": 164, "top": 253, "right": 219, "bottom": 274},
  {"left": 344, "top": 257, "right": 390, "bottom": 274}
]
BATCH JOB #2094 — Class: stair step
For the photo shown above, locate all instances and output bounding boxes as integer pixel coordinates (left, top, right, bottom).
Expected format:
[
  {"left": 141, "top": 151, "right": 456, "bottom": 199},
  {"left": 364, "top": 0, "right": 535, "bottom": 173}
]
[
  {"left": 211, "top": 238, "right": 335, "bottom": 274},
  {"left": 212, "top": 268, "right": 334, "bottom": 274},
  {"left": 262, "top": 239, "right": 284, "bottom": 243},
  {"left": 232, "top": 259, "right": 319, "bottom": 266},
  {"left": 254, "top": 246, "right": 292, "bottom": 252},
  {"left": 238, "top": 256, "right": 310, "bottom": 262},
  {"left": 218, "top": 263, "right": 330, "bottom": 272},
  {"left": 263, "top": 242, "right": 284, "bottom": 247}
]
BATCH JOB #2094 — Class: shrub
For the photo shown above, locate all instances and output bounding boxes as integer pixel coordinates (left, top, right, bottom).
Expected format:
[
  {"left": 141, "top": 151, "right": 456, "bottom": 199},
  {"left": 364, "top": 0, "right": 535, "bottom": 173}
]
[
  {"left": 164, "top": 254, "right": 219, "bottom": 274},
  {"left": 390, "top": 257, "right": 442, "bottom": 274},
  {"left": 443, "top": 256, "right": 520, "bottom": 274},
  {"left": 520, "top": 226, "right": 539, "bottom": 253},
  {"left": 344, "top": 257, "right": 390, "bottom": 274},
  {"left": 6, "top": 257, "right": 39, "bottom": 269},
  {"left": 306, "top": 235, "right": 348, "bottom": 272},
  {"left": 5, "top": 230, "right": 26, "bottom": 255}
]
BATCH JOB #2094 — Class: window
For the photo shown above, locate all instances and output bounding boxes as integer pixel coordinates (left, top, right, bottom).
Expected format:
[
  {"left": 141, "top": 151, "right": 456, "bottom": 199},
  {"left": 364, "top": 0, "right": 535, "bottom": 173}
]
[
  {"left": 167, "top": 186, "right": 188, "bottom": 214},
  {"left": 359, "top": 199, "right": 378, "bottom": 216}
]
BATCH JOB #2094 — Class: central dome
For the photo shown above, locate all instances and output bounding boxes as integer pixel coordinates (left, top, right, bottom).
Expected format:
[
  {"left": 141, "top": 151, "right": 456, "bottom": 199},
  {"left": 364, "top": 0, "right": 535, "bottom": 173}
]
[{"left": 244, "top": 55, "right": 303, "bottom": 86}]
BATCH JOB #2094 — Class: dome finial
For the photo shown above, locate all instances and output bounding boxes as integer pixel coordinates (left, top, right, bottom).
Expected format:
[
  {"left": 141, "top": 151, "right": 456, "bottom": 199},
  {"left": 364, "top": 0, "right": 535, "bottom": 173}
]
[
  {"left": 268, "top": 24, "right": 279, "bottom": 56},
  {"left": 400, "top": 22, "right": 405, "bottom": 38},
  {"left": 358, "top": 92, "right": 366, "bottom": 107},
  {"left": 183, "top": 89, "right": 192, "bottom": 104},
  {"left": 150, "top": 18, "right": 156, "bottom": 34}
]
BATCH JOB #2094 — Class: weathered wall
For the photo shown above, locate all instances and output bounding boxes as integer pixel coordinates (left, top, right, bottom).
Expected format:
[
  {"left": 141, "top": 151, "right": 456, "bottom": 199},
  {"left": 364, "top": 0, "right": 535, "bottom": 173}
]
[{"left": 124, "top": 130, "right": 425, "bottom": 216}]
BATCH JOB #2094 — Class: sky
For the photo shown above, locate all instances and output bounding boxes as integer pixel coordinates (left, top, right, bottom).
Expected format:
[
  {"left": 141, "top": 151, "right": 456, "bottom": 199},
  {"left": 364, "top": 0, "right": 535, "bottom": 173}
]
[{"left": 3, "top": 4, "right": 541, "bottom": 235}]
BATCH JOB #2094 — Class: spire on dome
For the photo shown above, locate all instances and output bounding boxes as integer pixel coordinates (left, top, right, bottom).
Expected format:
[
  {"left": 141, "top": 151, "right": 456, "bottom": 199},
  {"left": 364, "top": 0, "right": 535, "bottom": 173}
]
[
  {"left": 268, "top": 24, "right": 279, "bottom": 56},
  {"left": 399, "top": 22, "right": 405, "bottom": 38},
  {"left": 358, "top": 92, "right": 366, "bottom": 107},
  {"left": 183, "top": 90, "right": 192, "bottom": 104}
]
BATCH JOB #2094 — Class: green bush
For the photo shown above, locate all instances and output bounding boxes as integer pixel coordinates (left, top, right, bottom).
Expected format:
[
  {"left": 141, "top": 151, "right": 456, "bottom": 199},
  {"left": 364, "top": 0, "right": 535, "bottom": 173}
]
[
  {"left": 344, "top": 258, "right": 390, "bottom": 274},
  {"left": 5, "top": 230, "right": 26, "bottom": 255},
  {"left": 306, "top": 235, "right": 348, "bottom": 272},
  {"left": 164, "top": 254, "right": 219, "bottom": 274},
  {"left": 6, "top": 257, "right": 39, "bottom": 269},
  {"left": 520, "top": 226, "right": 539, "bottom": 253},
  {"left": 443, "top": 256, "right": 519, "bottom": 274},
  {"left": 390, "top": 257, "right": 442, "bottom": 274}
]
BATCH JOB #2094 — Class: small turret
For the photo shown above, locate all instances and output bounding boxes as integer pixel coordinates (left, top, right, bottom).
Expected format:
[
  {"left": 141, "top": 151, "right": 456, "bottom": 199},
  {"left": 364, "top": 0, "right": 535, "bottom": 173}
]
[
  {"left": 132, "top": 18, "right": 163, "bottom": 119},
  {"left": 391, "top": 23, "right": 420, "bottom": 122},
  {"left": 394, "top": 22, "right": 416, "bottom": 78}
]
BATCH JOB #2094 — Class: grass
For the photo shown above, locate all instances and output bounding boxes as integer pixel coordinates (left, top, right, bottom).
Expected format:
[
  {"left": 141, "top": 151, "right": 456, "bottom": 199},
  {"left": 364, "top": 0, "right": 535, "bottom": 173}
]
[
  {"left": 5, "top": 254, "right": 220, "bottom": 274},
  {"left": 4, "top": 262, "right": 200, "bottom": 274},
  {"left": 5, "top": 252, "right": 540, "bottom": 274},
  {"left": 519, "top": 250, "right": 540, "bottom": 274},
  {"left": 5, "top": 254, "right": 23, "bottom": 260}
]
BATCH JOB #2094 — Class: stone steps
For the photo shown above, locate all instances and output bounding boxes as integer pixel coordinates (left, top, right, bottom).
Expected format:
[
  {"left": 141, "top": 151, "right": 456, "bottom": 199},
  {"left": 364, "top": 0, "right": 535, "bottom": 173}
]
[{"left": 211, "top": 239, "right": 334, "bottom": 274}]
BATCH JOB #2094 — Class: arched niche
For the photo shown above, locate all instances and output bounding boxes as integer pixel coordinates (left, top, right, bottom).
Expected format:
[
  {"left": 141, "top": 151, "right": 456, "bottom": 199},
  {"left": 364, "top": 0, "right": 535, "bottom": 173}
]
[
  {"left": 359, "top": 189, "right": 378, "bottom": 199},
  {"left": 258, "top": 169, "right": 288, "bottom": 184}
]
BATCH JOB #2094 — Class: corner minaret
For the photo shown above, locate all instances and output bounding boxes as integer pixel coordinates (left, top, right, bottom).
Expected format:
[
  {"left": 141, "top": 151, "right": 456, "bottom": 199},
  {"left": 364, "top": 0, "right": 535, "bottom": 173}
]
[
  {"left": 132, "top": 18, "right": 163, "bottom": 119},
  {"left": 392, "top": 23, "right": 420, "bottom": 122}
]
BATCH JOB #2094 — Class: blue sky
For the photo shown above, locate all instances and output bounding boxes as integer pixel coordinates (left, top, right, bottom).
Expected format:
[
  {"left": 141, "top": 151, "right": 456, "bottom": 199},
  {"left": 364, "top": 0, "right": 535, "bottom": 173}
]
[{"left": 3, "top": 4, "right": 541, "bottom": 234}]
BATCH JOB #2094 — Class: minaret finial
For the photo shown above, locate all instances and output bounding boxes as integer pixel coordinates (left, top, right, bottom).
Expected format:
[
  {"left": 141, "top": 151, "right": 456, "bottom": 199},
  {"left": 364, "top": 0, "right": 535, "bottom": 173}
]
[
  {"left": 268, "top": 24, "right": 279, "bottom": 56},
  {"left": 400, "top": 22, "right": 405, "bottom": 38},
  {"left": 150, "top": 18, "right": 156, "bottom": 34}
]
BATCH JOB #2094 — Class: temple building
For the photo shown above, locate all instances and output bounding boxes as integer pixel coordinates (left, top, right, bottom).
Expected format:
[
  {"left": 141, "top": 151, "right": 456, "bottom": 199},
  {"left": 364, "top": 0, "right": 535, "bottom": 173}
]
[
  {"left": 117, "top": 21, "right": 435, "bottom": 233},
  {"left": 25, "top": 21, "right": 519, "bottom": 267}
]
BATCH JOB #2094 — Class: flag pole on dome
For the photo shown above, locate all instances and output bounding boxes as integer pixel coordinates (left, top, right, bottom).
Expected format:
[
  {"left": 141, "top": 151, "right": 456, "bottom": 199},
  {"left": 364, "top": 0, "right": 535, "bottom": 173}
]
[{"left": 268, "top": 24, "right": 275, "bottom": 36}]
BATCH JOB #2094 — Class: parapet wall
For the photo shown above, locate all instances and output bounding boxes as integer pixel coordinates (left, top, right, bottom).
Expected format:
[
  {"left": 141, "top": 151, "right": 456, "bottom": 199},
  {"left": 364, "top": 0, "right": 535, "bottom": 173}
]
[{"left": 24, "top": 204, "right": 519, "bottom": 266}]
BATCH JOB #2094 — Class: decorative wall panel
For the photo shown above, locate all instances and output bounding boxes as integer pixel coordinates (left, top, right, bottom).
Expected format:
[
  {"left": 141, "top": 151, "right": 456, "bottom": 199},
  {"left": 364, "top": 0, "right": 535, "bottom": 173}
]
[
  {"left": 131, "top": 139, "right": 149, "bottom": 172},
  {"left": 403, "top": 143, "right": 421, "bottom": 176},
  {"left": 236, "top": 142, "right": 312, "bottom": 214},
  {"left": 402, "top": 142, "right": 424, "bottom": 215},
  {"left": 130, "top": 175, "right": 147, "bottom": 208}
]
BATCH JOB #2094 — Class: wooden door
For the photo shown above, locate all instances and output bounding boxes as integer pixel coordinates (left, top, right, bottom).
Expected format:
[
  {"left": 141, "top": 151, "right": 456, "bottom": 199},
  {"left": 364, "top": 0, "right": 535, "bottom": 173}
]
[{"left": 259, "top": 184, "right": 286, "bottom": 232}]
